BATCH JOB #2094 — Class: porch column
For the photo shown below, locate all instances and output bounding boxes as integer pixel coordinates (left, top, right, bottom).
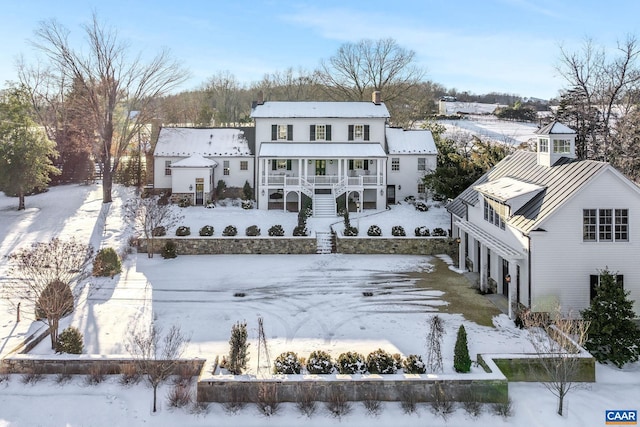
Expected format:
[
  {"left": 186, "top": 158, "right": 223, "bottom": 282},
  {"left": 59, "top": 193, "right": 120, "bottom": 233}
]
[
  {"left": 480, "top": 244, "right": 488, "bottom": 292},
  {"left": 508, "top": 261, "right": 518, "bottom": 320},
  {"left": 458, "top": 231, "right": 466, "bottom": 271}
]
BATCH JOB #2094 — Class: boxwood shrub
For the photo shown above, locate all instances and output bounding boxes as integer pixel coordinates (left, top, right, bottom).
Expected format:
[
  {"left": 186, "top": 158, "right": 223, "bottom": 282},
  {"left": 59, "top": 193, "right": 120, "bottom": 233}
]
[
  {"left": 306, "top": 350, "right": 334, "bottom": 374},
  {"left": 366, "top": 348, "right": 397, "bottom": 374},
  {"left": 222, "top": 225, "right": 237, "bottom": 236},
  {"left": 268, "top": 224, "right": 285, "bottom": 236},
  {"left": 402, "top": 354, "right": 426, "bottom": 374},
  {"left": 245, "top": 225, "right": 260, "bottom": 236},
  {"left": 391, "top": 225, "right": 406, "bottom": 236},
  {"left": 367, "top": 225, "right": 382, "bottom": 236},
  {"left": 432, "top": 227, "right": 447, "bottom": 236},
  {"left": 161, "top": 241, "right": 177, "bottom": 259},
  {"left": 415, "top": 226, "right": 430, "bottom": 237},
  {"left": 273, "top": 351, "right": 302, "bottom": 374},
  {"left": 175, "top": 226, "right": 191, "bottom": 236},
  {"left": 336, "top": 351, "right": 367, "bottom": 374},
  {"left": 199, "top": 225, "right": 214, "bottom": 236},
  {"left": 415, "top": 201, "right": 429, "bottom": 212},
  {"left": 152, "top": 226, "right": 166, "bottom": 237},
  {"left": 93, "top": 247, "right": 122, "bottom": 277}
]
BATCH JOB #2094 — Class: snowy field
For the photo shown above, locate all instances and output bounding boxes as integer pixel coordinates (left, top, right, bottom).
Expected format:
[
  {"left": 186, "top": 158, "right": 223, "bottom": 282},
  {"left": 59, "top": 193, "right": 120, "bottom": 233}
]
[
  {"left": 0, "top": 184, "right": 638, "bottom": 426},
  {"left": 439, "top": 115, "right": 539, "bottom": 146}
]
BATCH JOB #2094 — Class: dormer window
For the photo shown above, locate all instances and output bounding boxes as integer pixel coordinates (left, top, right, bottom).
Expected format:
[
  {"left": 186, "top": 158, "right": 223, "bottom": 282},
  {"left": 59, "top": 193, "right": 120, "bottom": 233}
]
[
  {"left": 553, "top": 139, "right": 571, "bottom": 154},
  {"left": 539, "top": 138, "right": 549, "bottom": 153}
]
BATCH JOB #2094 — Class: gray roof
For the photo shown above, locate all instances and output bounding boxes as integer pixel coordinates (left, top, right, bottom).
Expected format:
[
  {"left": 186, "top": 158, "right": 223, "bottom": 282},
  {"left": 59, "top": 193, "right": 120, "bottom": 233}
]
[
  {"left": 536, "top": 121, "right": 575, "bottom": 135},
  {"left": 385, "top": 127, "right": 437, "bottom": 155},
  {"left": 447, "top": 151, "right": 610, "bottom": 233},
  {"left": 251, "top": 101, "right": 390, "bottom": 119},
  {"left": 154, "top": 127, "right": 252, "bottom": 157}
]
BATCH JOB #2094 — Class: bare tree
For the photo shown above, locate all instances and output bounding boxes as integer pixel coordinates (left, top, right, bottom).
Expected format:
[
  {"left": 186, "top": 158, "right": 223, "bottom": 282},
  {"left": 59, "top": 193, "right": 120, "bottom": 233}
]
[
  {"left": 125, "top": 195, "right": 183, "bottom": 258},
  {"left": 30, "top": 13, "right": 188, "bottom": 203},
  {"left": 253, "top": 67, "right": 321, "bottom": 101},
  {"left": 4, "top": 238, "right": 94, "bottom": 348},
  {"left": 425, "top": 315, "right": 445, "bottom": 373},
  {"left": 127, "top": 324, "right": 190, "bottom": 413},
  {"left": 523, "top": 307, "right": 590, "bottom": 416}
]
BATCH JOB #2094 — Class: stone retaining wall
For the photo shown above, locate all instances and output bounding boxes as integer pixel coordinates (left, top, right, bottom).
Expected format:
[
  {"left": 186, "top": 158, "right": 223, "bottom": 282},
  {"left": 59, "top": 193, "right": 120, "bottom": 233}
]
[
  {"left": 140, "top": 237, "right": 317, "bottom": 255},
  {"left": 336, "top": 236, "right": 458, "bottom": 258}
]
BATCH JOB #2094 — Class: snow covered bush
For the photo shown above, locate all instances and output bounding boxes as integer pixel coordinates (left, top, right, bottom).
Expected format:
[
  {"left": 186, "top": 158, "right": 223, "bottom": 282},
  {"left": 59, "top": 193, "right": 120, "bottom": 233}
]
[
  {"left": 268, "top": 225, "right": 285, "bottom": 236},
  {"left": 92, "top": 247, "right": 122, "bottom": 277},
  {"left": 178, "top": 197, "right": 191, "bottom": 208},
  {"left": 415, "top": 226, "right": 430, "bottom": 236},
  {"left": 161, "top": 241, "right": 177, "bottom": 259},
  {"left": 432, "top": 227, "right": 447, "bottom": 236},
  {"left": 292, "top": 225, "right": 308, "bottom": 236},
  {"left": 366, "top": 348, "right": 397, "bottom": 374},
  {"left": 222, "top": 225, "right": 237, "bottom": 236},
  {"left": 56, "top": 326, "right": 83, "bottom": 354},
  {"left": 391, "top": 225, "right": 406, "bottom": 236},
  {"left": 273, "top": 351, "right": 302, "bottom": 374},
  {"left": 402, "top": 354, "right": 426, "bottom": 374},
  {"left": 336, "top": 352, "right": 367, "bottom": 374},
  {"left": 175, "top": 226, "right": 191, "bottom": 236},
  {"left": 415, "top": 201, "right": 429, "bottom": 212},
  {"left": 152, "top": 226, "right": 166, "bottom": 237},
  {"left": 241, "top": 200, "right": 253, "bottom": 210},
  {"left": 367, "top": 225, "right": 382, "bottom": 236},
  {"left": 199, "top": 225, "right": 214, "bottom": 236},
  {"left": 306, "top": 350, "right": 334, "bottom": 374},
  {"left": 246, "top": 225, "right": 260, "bottom": 236}
]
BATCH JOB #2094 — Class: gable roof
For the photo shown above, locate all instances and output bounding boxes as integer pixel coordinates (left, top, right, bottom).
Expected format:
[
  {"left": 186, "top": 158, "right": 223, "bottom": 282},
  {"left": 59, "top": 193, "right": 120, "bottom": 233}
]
[
  {"left": 385, "top": 127, "right": 437, "bottom": 155},
  {"left": 154, "top": 127, "right": 252, "bottom": 157},
  {"left": 250, "top": 101, "right": 390, "bottom": 119},
  {"left": 447, "top": 151, "right": 611, "bottom": 233},
  {"left": 171, "top": 154, "right": 217, "bottom": 168},
  {"left": 536, "top": 121, "right": 575, "bottom": 135}
]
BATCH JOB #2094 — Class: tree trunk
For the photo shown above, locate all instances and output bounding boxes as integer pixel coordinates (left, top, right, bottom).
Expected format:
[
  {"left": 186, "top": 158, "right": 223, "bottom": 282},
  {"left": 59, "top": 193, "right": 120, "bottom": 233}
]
[
  {"left": 147, "top": 237, "right": 154, "bottom": 258},
  {"left": 153, "top": 384, "right": 158, "bottom": 412},
  {"left": 49, "top": 317, "right": 59, "bottom": 349},
  {"left": 102, "top": 167, "right": 113, "bottom": 203},
  {"left": 557, "top": 393, "right": 564, "bottom": 416},
  {"left": 18, "top": 192, "right": 25, "bottom": 210}
]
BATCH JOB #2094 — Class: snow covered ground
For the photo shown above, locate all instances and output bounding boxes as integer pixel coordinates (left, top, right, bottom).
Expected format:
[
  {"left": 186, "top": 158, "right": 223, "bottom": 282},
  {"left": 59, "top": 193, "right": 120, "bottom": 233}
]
[
  {"left": 439, "top": 115, "right": 539, "bottom": 146},
  {"left": 0, "top": 184, "right": 638, "bottom": 426}
]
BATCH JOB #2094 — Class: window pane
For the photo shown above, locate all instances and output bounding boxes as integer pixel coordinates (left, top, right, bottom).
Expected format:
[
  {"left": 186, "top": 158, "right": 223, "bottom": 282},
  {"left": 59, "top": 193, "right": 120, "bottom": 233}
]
[
  {"left": 615, "top": 209, "right": 629, "bottom": 241},
  {"left": 599, "top": 209, "right": 612, "bottom": 241},
  {"left": 316, "top": 124, "right": 326, "bottom": 140},
  {"left": 583, "top": 209, "right": 596, "bottom": 241},
  {"left": 391, "top": 158, "right": 399, "bottom": 171},
  {"left": 418, "top": 158, "right": 426, "bottom": 171}
]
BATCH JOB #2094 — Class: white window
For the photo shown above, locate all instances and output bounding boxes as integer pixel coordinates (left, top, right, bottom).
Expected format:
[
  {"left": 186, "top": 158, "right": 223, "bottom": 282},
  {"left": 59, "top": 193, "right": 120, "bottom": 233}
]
[
  {"left": 418, "top": 183, "right": 425, "bottom": 194},
  {"left": 277, "top": 125, "right": 288, "bottom": 140},
  {"left": 583, "top": 208, "right": 628, "bottom": 242},
  {"left": 164, "top": 160, "right": 171, "bottom": 176},
  {"left": 553, "top": 139, "right": 571, "bottom": 153},
  {"left": 539, "top": 138, "right": 549, "bottom": 153},
  {"left": 277, "top": 160, "right": 287, "bottom": 170},
  {"left": 354, "top": 160, "right": 363, "bottom": 169},
  {"left": 483, "top": 198, "right": 506, "bottom": 230},
  {"left": 223, "top": 160, "right": 230, "bottom": 176},
  {"left": 315, "top": 124, "right": 326, "bottom": 141},
  {"left": 391, "top": 158, "right": 400, "bottom": 171},
  {"left": 240, "top": 161, "right": 248, "bottom": 171},
  {"left": 418, "top": 158, "right": 426, "bottom": 171},
  {"left": 354, "top": 124, "right": 364, "bottom": 140}
]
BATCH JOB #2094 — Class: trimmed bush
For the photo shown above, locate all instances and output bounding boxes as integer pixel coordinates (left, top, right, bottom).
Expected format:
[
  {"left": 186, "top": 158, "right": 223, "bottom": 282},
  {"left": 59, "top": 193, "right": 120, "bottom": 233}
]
[
  {"left": 306, "top": 350, "right": 334, "bottom": 374},
  {"left": 273, "top": 351, "right": 302, "bottom": 374},
  {"left": 222, "top": 225, "right": 238, "bottom": 236},
  {"left": 152, "top": 226, "right": 166, "bottom": 237},
  {"left": 403, "top": 354, "right": 426, "bottom": 374},
  {"left": 161, "top": 241, "right": 178, "bottom": 259},
  {"left": 245, "top": 225, "right": 261, "bottom": 236},
  {"left": 366, "top": 348, "right": 397, "bottom": 374},
  {"left": 268, "top": 225, "right": 285, "bottom": 237},
  {"left": 56, "top": 326, "right": 83, "bottom": 354},
  {"left": 454, "top": 324, "right": 472, "bottom": 373},
  {"left": 228, "top": 321, "right": 249, "bottom": 375},
  {"left": 336, "top": 352, "right": 367, "bottom": 374},
  {"left": 241, "top": 200, "right": 253, "bottom": 210},
  {"left": 391, "top": 225, "right": 406, "bottom": 237},
  {"left": 344, "top": 226, "right": 358, "bottom": 236},
  {"left": 367, "top": 225, "right": 382, "bottom": 236},
  {"left": 415, "top": 201, "right": 429, "bottom": 212},
  {"left": 175, "top": 226, "right": 191, "bottom": 236},
  {"left": 292, "top": 225, "right": 308, "bottom": 236},
  {"left": 415, "top": 226, "right": 431, "bottom": 236},
  {"left": 35, "top": 280, "right": 73, "bottom": 319},
  {"left": 177, "top": 197, "right": 191, "bottom": 208},
  {"left": 199, "top": 225, "right": 214, "bottom": 236},
  {"left": 432, "top": 227, "right": 447, "bottom": 236},
  {"left": 93, "top": 247, "right": 122, "bottom": 277}
]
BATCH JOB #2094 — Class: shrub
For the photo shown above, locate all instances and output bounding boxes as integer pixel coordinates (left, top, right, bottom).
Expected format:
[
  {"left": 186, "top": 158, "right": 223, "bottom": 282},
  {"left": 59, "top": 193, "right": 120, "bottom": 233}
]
[
  {"left": 336, "top": 352, "right": 367, "bottom": 374},
  {"left": 93, "top": 247, "right": 122, "bottom": 277},
  {"left": 85, "top": 364, "right": 106, "bottom": 385},
  {"left": 222, "top": 225, "right": 238, "bottom": 236},
  {"left": 56, "top": 326, "right": 83, "bottom": 354},
  {"left": 454, "top": 324, "right": 472, "bottom": 373},
  {"left": 404, "top": 195, "right": 415, "bottom": 203},
  {"left": 35, "top": 280, "right": 73, "bottom": 319},
  {"left": 432, "top": 227, "right": 447, "bottom": 236},
  {"left": 402, "top": 354, "right": 426, "bottom": 374},
  {"left": 391, "top": 225, "right": 406, "bottom": 236},
  {"left": 292, "top": 225, "right": 308, "bottom": 236},
  {"left": 242, "top": 180, "right": 253, "bottom": 201},
  {"left": 245, "top": 225, "right": 260, "bottom": 236},
  {"left": 119, "top": 365, "right": 141, "bottom": 386},
  {"left": 366, "top": 348, "right": 397, "bottom": 374},
  {"left": 306, "top": 350, "right": 334, "bottom": 374},
  {"left": 392, "top": 353, "right": 403, "bottom": 371},
  {"left": 326, "top": 388, "right": 352, "bottom": 419},
  {"left": 199, "top": 225, "right": 214, "bottom": 236},
  {"left": 241, "top": 200, "right": 253, "bottom": 210},
  {"left": 432, "top": 193, "right": 447, "bottom": 202},
  {"left": 415, "top": 226, "right": 430, "bottom": 236},
  {"left": 268, "top": 225, "right": 285, "bottom": 237},
  {"left": 273, "top": 351, "right": 302, "bottom": 374},
  {"left": 295, "top": 384, "right": 318, "bottom": 417},
  {"left": 367, "top": 225, "right": 382, "bottom": 236},
  {"left": 415, "top": 201, "right": 429, "bottom": 212},
  {"left": 152, "top": 226, "right": 166, "bottom": 237},
  {"left": 167, "top": 383, "right": 192, "bottom": 408},
  {"left": 227, "top": 321, "right": 249, "bottom": 375},
  {"left": 255, "top": 383, "right": 280, "bottom": 416},
  {"left": 178, "top": 197, "right": 192, "bottom": 208},
  {"left": 161, "top": 241, "right": 178, "bottom": 259},
  {"left": 344, "top": 226, "right": 358, "bottom": 236},
  {"left": 175, "top": 226, "right": 191, "bottom": 236}
]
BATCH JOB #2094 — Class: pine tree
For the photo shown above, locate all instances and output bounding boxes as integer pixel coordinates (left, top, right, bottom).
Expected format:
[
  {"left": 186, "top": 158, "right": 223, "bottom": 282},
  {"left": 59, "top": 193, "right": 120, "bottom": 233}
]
[
  {"left": 453, "top": 324, "right": 472, "bottom": 373},
  {"left": 228, "top": 321, "right": 249, "bottom": 374},
  {"left": 581, "top": 269, "right": 640, "bottom": 368}
]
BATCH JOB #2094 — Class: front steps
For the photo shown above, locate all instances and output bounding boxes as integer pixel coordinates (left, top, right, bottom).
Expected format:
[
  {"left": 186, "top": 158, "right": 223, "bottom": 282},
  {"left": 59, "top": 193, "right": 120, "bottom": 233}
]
[{"left": 313, "top": 194, "right": 336, "bottom": 217}]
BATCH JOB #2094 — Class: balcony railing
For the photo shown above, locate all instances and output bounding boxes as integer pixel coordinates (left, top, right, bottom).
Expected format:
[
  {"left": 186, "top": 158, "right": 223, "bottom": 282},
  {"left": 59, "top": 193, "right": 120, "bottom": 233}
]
[{"left": 262, "top": 174, "right": 380, "bottom": 187}]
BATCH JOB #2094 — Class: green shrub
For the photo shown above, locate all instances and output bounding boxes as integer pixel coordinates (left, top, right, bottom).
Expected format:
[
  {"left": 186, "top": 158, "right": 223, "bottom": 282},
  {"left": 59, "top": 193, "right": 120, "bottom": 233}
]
[
  {"left": 367, "top": 225, "right": 382, "bottom": 236},
  {"left": 415, "top": 226, "right": 430, "bottom": 236},
  {"left": 432, "top": 227, "right": 447, "bottom": 237},
  {"left": 228, "top": 321, "right": 249, "bottom": 375},
  {"left": 344, "top": 226, "right": 358, "bottom": 237},
  {"left": 454, "top": 325, "right": 472, "bottom": 373},
  {"left": 223, "top": 225, "right": 238, "bottom": 236},
  {"left": 366, "top": 349, "right": 397, "bottom": 374},
  {"left": 292, "top": 225, "right": 308, "bottom": 236},
  {"left": 246, "top": 225, "right": 260, "bottom": 236},
  {"left": 273, "top": 351, "right": 302, "bottom": 374},
  {"left": 199, "top": 225, "right": 214, "bottom": 236},
  {"left": 403, "top": 354, "right": 426, "bottom": 374},
  {"left": 306, "top": 350, "right": 334, "bottom": 374},
  {"left": 415, "top": 201, "right": 429, "bottom": 212},
  {"left": 336, "top": 352, "right": 367, "bottom": 374},
  {"left": 391, "top": 226, "right": 406, "bottom": 236},
  {"left": 93, "top": 247, "right": 122, "bottom": 277},
  {"left": 56, "top": 326, "right": 83, "bottom": 354},
  {"left": 175, "top": 226, "right": 191, "bottom": 236},
  {"left": 241, "top": 200, "right": 253, "bottom": 210},
  {"left": 178, "top": 197, "right": 192, "bottom": 208},
  {"left": 161, "top": 241, "right": 178, "bottom": 259},
  {"left": 242, "top": 180, "right": 253, "bottom": 200},
  {"left": 268, "top": 225, "right": 285, "bottom": 237},
  {"left": 152, "top": 226, "right": 166, "bottom": 237},
  {"left": 35, "top": 280, "right": 73, "bottom": 319}
]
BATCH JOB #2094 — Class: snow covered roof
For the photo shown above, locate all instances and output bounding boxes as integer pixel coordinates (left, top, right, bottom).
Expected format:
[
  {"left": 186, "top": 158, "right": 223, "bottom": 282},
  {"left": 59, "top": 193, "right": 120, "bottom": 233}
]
[
  {"left": 171, "top": 154, "right": 217, "bottom": 168},
  {"left": 259, "top": 143, "right": 387, "bottom": 158},
  {"left": 154, "top": 127, "right": 252, "bottom": 157},
  {"left": 385, "top": 127, "right": 437, "bottom": 155},
  {"left": 474, "top": 177, "right": 545, "bottom": 203},
  {"left": 251, "top": 101, "right": 390, "bottom": 118},
  {"left": 536, "top": 121, "right": 575, "bottom": 135}
]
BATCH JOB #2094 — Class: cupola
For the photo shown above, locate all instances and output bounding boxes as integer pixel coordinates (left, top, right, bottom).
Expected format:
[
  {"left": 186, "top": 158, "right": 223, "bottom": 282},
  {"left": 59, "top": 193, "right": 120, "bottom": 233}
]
[{"left": 535, "top": 121, "right": 576, "bottom": 167}]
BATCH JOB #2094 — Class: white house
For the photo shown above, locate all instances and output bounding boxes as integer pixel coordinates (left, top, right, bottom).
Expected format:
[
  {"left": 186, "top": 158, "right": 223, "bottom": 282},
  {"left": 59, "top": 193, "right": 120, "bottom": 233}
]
[
  {"left": 251, "top": 92, "right": 436, "bottom": 216},
  {"left": 448, "top": 121, "right": 640, "bottom": 318}
]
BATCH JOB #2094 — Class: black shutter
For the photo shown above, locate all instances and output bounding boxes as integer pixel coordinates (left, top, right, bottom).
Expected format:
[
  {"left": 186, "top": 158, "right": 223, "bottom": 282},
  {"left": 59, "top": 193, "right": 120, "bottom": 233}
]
[
  {"left": 287, "top": 125, "right": 293, "bottom": 141},
  {"left": 348, "top": 125, "right": 354, "bottom": 141},
  {"left": 287, "top": 159, "right": 292, "bottom": 170},
  {"left": 364, "top": 125, "right": 370, "bottom": 141},
  {"left": 271, "top": 159, "right": 277, "bottom": 171},
  {"left": 271, "top": 125, "right": 277, "bottom": 141},
  {"left": 364, "top": 159, "right": 369, "bottom": 170},
  {"left": 309, "top": 125, "right": 315, "bottom": 141},
  {"left": 326, "top": 125, "right": 331, "bottom": 141},
  {"left": 617, "top": 275, "right": 624, "bottom": 289},
  {"left": 590, "top": 275, "right": 598, "bottom": 301},
  {"left": 348, "top": 159, "right": 354, "bottom": 170}
]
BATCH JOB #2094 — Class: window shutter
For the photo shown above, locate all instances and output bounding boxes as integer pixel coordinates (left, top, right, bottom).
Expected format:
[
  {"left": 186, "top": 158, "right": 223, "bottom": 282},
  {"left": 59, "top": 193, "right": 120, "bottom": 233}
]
[
  {"left": 271, "top": 125, "right": 277, "bottom": 141},
  {"left": 348, "top": 125, "right": 354, "bottom": 141},
  {"left": 309, "top": 125, "right": 315, "bottom": 141},
  {"left": 364, "top": 159, "right": 369, "bottom": 170},
  {"left": 348, "top": 159, "right": 354, "bottom": 170},
  {"left": 364, "top": 125, "right": 370, "bottom": 141},
  {"left": 616, "top": 275, "right": 624, "bottom": 289},
  {"left": 589, "top": 275, "right": 598, "bottom": 301},
  {"left": 287, "top": 125, "right": 293, "bottom": 141},
  {"left": 287, "top": 159, "right": 292, "bottom": 170},
  {"left": 271, "top": 159, "right": 277, "bottom": 171},
  {"left": 326, "top": 125, "right": 332, "bottom": 141}
]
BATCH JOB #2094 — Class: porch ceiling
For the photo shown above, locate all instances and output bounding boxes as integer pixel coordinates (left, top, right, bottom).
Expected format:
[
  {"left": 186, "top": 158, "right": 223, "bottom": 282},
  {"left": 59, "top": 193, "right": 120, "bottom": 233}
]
[
  {"left": 455, "top": 219, "right": 524, "bottom": 260},
  {"left": 259, "top": 142, "right": 386, "bottom": 158}
]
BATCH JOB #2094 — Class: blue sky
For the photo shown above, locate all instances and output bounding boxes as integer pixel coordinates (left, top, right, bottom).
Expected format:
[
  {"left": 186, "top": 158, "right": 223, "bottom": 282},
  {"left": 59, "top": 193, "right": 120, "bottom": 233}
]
[{"left": 1, "top": 0, "right": 639, "bottom": 100}]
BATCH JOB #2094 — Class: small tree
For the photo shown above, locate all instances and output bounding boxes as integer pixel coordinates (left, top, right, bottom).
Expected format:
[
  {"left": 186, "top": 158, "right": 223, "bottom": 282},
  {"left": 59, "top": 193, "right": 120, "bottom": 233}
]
[
  {"left": 125, "top": 195, "right": 184, "bottom": 258},
  {"left": 127, "top": 324, "right": 190, "bottom": 413},
  {"left": 216, "top": 180, "right": 226, "bottom": 200},
  {"left": 228, "top": 321, "right": 249, "bottom": 375},
  {"left": 523, "top": 307, "right": 589, "bottom": 416},
  {"left": 453, "top": 324, "right": 472, "bottom": 373},
  {"left": 581, "top": 269, "right": 640, "bottom": 368},
  {"left": 242, "top": 180, "right": 253, "bottom": 200},
  {"left": 56, "top": 326, "right": 84, "bottom": 354},
  {"left": 92, "top": 247, "right": 122, "bottom": 277},
  {"left": 426, "top": 315, "right": 445, "bottom": 373},
  {"left": 5, "top": 238, "right": 93, "bottom": 348}
]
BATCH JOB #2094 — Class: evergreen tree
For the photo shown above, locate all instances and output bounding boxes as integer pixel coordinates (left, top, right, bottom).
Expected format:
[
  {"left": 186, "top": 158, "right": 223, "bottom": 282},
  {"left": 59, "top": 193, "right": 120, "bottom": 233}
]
[
  {"left": 581, "top": 269, "right": 640, "bottom": 368},
  {"left": 228, "top": 321, "right": 250, "bottom": 374},
  {"left": 453, "top": 324, "right": 472, "bottom": 373}
]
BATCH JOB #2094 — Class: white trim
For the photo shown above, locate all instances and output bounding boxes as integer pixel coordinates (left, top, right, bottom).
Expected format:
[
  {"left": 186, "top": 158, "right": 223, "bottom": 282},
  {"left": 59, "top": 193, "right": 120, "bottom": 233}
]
[{"left": 455, "top": 218, "right": 523, "bottom": 259}]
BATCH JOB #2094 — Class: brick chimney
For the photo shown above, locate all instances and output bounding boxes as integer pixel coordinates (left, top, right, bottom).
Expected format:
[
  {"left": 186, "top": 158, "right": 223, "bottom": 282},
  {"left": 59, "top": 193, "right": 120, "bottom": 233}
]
[
  {"left": 257, "top": 90, "right": 264, "bottom": 105},
  {"left": 372, "top": 91, "right": 381, "bottom": 105}
]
